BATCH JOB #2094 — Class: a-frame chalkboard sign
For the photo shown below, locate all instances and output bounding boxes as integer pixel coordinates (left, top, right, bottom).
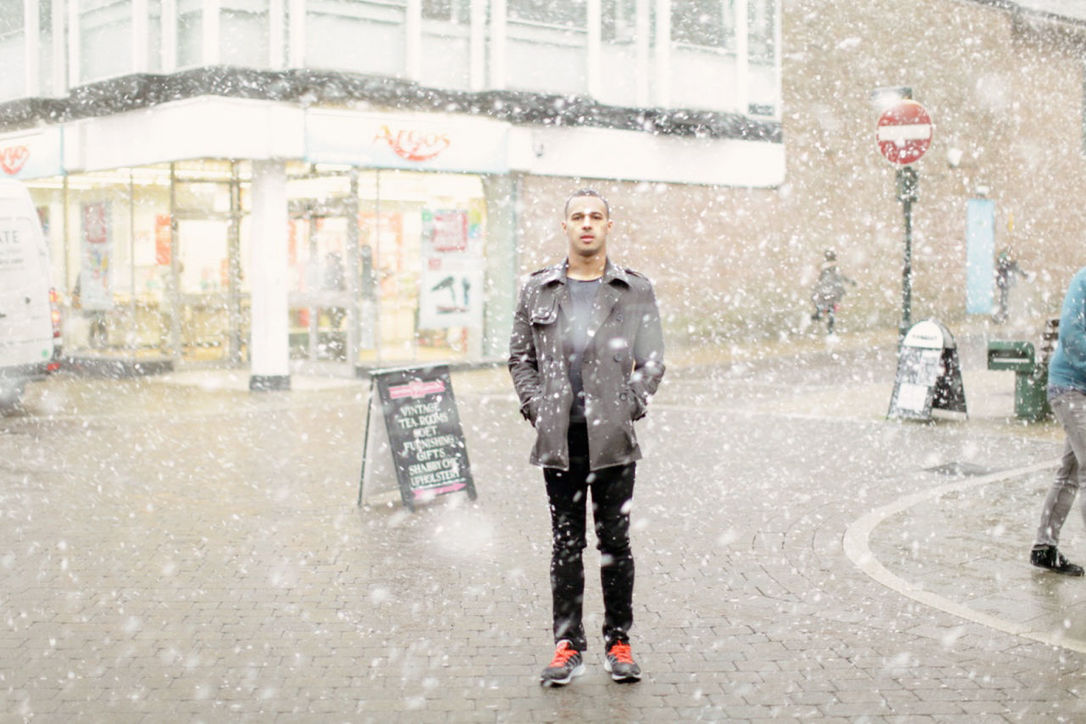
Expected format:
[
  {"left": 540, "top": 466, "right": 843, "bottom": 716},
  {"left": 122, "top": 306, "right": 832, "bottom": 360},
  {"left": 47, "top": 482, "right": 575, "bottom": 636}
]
[
  {"left": 357, "top": 364, "right": 477, "bottom": 511},
  {"left": 887, "top": 319, "right": 968, "bottom": 421}
]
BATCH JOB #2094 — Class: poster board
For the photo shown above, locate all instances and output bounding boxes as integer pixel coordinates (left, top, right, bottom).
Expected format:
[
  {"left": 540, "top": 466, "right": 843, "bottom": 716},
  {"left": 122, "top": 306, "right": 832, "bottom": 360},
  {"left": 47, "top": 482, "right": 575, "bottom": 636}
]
[
  {"left": 80, "top": 201, "right": 113, "bottom": 311},
  {"left": 888, "top": 319, "right": 968, "bottom": 421},
  {"left": 357, "top": 364, "right": 477, "bottom": 511}
]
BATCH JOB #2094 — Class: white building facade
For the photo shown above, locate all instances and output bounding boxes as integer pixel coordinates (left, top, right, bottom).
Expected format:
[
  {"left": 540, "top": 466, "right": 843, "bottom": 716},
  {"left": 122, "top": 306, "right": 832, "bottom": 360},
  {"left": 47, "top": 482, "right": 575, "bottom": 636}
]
[{"left": 0, "top": 0, "right": 781, "bottom": 386}]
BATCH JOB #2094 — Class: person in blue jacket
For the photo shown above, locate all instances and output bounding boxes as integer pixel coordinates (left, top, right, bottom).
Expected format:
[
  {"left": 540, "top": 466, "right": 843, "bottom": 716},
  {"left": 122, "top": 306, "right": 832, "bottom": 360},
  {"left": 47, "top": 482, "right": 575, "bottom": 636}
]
[{"left": 1031, "top": 267, "right": 1086, "bottom": 576}]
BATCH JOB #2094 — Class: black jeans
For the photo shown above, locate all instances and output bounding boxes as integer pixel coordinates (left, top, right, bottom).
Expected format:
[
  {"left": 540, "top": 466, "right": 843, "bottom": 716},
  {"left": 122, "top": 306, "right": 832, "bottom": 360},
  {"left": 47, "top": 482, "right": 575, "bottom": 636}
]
[{"left": 543, "top": 423, "right": 635, "bottom": 652}]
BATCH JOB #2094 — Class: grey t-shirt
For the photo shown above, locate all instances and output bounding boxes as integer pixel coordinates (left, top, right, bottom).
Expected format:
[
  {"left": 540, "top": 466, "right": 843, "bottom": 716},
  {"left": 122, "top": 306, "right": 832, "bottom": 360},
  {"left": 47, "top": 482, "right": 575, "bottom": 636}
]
[{"left": 564, "top": 277, "right": 602, "bottom": 423}]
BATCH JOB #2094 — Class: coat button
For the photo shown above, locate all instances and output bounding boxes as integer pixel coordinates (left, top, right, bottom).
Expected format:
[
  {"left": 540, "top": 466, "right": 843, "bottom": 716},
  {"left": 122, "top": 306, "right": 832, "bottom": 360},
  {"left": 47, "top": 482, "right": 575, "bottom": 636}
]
[{"left": 613, "top": 354, "right": 623, "bottom": 362}]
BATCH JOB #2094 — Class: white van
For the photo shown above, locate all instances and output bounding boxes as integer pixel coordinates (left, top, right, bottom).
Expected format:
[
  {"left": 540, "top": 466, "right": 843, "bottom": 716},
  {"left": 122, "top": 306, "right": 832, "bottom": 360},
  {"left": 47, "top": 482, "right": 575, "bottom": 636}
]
[{"left": 0, "top": 179, "right": 61, "bottom": 410}]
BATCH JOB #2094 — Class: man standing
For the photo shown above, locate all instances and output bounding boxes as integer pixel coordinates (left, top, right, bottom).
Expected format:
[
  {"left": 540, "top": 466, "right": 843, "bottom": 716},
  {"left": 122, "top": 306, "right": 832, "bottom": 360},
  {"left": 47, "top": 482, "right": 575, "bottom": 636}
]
[
  {"left": 1031, "top": 267, "right": 1086, "bottom": 576},
  {"left": 509, "top": 189, "right": 665, "bottom": 686}
]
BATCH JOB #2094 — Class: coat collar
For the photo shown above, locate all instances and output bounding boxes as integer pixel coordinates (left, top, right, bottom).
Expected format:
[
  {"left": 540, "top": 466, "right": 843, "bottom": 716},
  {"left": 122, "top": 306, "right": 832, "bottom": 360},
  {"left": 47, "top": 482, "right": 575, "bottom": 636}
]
[{"left": 537, "top": 258, "right": 630, "bottom": 287}]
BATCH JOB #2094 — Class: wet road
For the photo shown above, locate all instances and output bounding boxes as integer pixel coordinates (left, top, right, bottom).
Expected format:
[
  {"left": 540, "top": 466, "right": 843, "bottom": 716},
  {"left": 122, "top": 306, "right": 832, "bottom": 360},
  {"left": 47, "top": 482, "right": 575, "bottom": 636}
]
[{"left": 1, "top": 328, "right": 1082, "bottom": 721}]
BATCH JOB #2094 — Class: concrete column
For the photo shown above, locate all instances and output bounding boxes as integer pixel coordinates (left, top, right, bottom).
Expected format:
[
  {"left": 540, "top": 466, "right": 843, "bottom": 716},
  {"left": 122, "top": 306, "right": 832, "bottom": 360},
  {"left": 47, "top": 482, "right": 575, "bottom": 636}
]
[
  {"left": 202, "top": 0, "right": 221, "bottom": 65},
  {"left": 405, "top": 0, "right": 421, "bottom": 80},
  {"left": 24, "top": 0, "right": 39, "bottom": 97},
  {"left": 586, "top": 0, "right": 600, "bottom": 97},
  {"left": 161, "top": 0, "right": 177, "bottom": 72},
  {"left": 734, "top": 0, "right": 749, "bottom": 115},
  {"left": 482, "top": 174, "right": 517, "bottom": 358},
  {"left": 52, "top": 0, "right": 66, "bottom": 95},
  {"left": 635, "top": 0, "right": 650, "bottom": 106},
  {"left": 269, "top": 0, "right": 284, "bottom": 68},
  {"left": 653, "top": 0, "right": 670, "bottom": 107},
  {"left": 132, "top": 0, "right": 149, "bottom": 72},
  {"left": 67, "top": 0, "right": 79, "bottom": 87},
  {"left": 489, "top": 0, "right": 506, "bottom": 89},
  {"left": 288, "top": 0, "right": 305, "bottom": 67},
  {"left": 469, "top": 0, "right": 485, "bottom": 90},
  {"left": 249, "top": 160, "right": 291, "bottom": 391}
]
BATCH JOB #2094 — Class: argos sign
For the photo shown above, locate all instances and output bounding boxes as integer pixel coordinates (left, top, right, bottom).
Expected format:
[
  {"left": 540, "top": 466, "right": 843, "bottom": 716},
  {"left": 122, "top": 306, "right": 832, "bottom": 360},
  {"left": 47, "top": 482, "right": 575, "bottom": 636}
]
[
  {"left": 307, "top": 111, "right": 509, "bottom": 173},
  {"left": 373, "top": 125, "right": 452, "bottom": 162},
  {"left": 0, "top": 145, "right": 30, "bottom": 175},
  {"left": 0, "top": 129, "right": 63, "bottom": 180}
]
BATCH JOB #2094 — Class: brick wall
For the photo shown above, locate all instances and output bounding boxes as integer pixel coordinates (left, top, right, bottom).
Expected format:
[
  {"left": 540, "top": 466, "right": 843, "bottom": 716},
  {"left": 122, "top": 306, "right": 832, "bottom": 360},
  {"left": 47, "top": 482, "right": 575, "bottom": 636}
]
[{"left": 512, "top": 1, "right": 1086, "bottom": 347}]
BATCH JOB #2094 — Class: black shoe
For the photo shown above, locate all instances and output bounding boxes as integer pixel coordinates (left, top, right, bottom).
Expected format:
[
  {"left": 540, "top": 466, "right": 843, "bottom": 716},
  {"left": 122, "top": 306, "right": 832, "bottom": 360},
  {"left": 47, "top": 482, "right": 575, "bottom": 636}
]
[
  {"left": 540, "top": 640, "right": 584, "bottom": 687},
  {"left": 603, "top": 641, "right": 642, "bottom": 683},
  {"left": 1031, "top": 546, "right": 1085, "bottom": 576}
]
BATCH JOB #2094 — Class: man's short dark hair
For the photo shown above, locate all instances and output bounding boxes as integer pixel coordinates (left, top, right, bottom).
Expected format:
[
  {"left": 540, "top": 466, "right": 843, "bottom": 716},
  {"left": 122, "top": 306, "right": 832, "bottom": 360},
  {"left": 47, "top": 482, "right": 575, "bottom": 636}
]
[{"left": 564, "top": 188, "right": 610, "bottom": 218}]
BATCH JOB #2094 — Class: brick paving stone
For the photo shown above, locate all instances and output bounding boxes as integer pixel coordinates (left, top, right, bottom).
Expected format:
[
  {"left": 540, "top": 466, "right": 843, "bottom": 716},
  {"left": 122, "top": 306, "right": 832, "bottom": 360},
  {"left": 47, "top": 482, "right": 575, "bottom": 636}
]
[{"left": 3, "top": 335, "right": 1086, "bottom": 719}]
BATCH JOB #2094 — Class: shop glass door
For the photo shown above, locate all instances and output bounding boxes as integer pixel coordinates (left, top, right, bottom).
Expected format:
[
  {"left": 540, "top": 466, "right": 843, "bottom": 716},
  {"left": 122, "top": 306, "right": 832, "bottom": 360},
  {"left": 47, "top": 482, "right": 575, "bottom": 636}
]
[
  {"left": 168, "top": 162, "right": 245, "bottom": 366},
  {"left": 358, "top": 170, "right": 487, "bottom": 365},
  {"left": 173, "top": 217, "right": 232, "bottom": 362},
  {"left": 287, "top": 204, "right": 352, "bottom": 363}
]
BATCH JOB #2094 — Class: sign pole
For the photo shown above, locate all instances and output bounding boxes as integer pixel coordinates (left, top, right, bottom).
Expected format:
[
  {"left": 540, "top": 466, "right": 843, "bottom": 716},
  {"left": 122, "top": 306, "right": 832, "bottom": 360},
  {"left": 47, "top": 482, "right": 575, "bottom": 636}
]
[
  {"left": 357, "top": 376, "right": 377, "bottom": 507},
  {"left": 876, "top": 99, "right": 931, "bottom": 342},
  {"left": 896, "top": 166, "right": 918, "bottom": 340}
]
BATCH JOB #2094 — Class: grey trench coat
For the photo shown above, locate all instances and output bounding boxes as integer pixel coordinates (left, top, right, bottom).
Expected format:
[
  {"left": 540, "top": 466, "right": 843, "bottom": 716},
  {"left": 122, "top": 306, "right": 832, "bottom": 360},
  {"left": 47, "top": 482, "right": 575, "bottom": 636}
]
[{"left": 508, "top": 260, "right": 665, "bottom": 471}]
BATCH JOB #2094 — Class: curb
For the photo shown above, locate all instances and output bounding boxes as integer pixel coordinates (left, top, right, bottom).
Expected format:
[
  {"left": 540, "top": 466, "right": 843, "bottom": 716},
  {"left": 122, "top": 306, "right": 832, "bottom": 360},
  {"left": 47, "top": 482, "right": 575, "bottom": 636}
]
[{"left": 842, "top": 459, "right": 1086, "bottom": 653}]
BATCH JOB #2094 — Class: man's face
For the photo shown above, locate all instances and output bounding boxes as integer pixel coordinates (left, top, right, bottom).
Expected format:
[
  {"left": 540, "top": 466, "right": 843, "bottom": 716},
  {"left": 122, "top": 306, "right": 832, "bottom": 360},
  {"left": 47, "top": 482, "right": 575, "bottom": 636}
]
[{"left": 562, "top": 196, "right": 612, "bottom": 258}]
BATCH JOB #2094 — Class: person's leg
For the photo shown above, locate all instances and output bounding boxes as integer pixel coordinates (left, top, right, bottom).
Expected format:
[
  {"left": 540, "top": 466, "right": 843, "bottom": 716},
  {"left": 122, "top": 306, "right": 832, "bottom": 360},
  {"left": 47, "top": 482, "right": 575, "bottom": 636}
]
[
  {"left": 543, "top": 424, "right": 590, "bottom": 652},
  {"left": 1032, "top": 391, "right": 1086, "bottom": 575},
  {"left": 1035, "top": 437, "right": 1078, "bottom": 548},
  {"left": 590, "top": 462, "right": 641, "bottom": 682},
  {"left": 590, "top": 463, "right": 636, "bottom": 649}
]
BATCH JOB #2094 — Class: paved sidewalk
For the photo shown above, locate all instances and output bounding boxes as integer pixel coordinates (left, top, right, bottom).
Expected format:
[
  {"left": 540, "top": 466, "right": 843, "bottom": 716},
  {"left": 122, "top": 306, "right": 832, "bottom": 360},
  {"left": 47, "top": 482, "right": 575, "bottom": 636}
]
[{"left": 2, "top": 320, "right": 1084, "bottom": 722}]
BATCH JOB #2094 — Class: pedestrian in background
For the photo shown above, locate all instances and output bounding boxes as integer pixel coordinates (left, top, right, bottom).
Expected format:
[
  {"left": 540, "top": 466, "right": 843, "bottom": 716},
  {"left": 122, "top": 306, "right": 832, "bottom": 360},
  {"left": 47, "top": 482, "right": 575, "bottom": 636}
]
[
  {"left": 508, "top": 189, "right": 665, "bottom": 687},
  {"left": 1030, "top": 266, "right": 1086, "bottom": 576},
  {"left": 993, "top": 247, "right": 1030, "bottom": 324},
  {"left": 809, "top": 248, "right": 856, "bottom": 335}
]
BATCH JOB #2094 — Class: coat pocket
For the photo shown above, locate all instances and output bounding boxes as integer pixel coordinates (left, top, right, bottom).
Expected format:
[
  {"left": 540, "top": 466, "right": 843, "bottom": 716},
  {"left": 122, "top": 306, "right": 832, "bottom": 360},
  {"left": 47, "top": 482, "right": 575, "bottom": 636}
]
[{"left": 530, "top": 298, "right": 558, "bottom": 325}]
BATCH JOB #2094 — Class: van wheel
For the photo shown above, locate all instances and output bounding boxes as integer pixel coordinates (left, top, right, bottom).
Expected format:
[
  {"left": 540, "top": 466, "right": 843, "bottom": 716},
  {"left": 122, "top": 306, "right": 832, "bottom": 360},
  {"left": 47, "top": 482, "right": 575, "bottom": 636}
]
[{"left": 0, "top": 381, "right": 26, "bottom": 412}]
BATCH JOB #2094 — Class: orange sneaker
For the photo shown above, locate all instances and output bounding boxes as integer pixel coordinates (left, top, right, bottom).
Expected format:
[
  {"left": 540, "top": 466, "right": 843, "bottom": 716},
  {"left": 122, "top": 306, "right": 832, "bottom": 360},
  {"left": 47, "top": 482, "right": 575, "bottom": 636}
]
[
  {"left": 604, "top": 641, "right": 641, "bottom": 682},
  {"left": 538, "top": 642, "right": 582, "bottom": 690},
  {"left": 540, "top": 640, "right": 585, "bottom": 687}
]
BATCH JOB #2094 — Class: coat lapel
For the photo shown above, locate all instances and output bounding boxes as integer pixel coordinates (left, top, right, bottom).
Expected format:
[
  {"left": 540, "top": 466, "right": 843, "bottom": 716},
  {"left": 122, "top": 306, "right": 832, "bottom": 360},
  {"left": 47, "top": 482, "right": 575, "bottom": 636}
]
[
  {"left": 586, "top": 283, "right": 621, "bottom": 345},
  {"left": 585, "top": 260, "right": 628, "bottom": 346}
]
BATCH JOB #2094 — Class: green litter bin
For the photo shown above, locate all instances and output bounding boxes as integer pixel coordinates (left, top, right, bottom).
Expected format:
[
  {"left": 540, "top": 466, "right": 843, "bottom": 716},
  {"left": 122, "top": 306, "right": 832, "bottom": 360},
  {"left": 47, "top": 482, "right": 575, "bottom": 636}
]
[{"left": 987, "top": 340, "right": 1051, "bottom": 422}]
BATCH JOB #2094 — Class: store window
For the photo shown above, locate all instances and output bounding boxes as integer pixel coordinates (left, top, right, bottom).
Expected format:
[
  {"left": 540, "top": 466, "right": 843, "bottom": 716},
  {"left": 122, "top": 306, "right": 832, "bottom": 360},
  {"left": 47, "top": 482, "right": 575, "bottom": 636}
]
[
  {"left": 285, "top": 167, "right": 488, "bottom": 367},
  {"left": 363, "top": 170, "right": 487, "bottom": 363},
  {"left": 601, "top": 0, "right": 637, "bottom": 42},
  {"left": 79, "top": 0, "right": 134, "bottom": 83},
  {"left": 506, "top": 0, "right": 588, "bottom": 95},
  {"left": 0, "top": 0, "right": 25, "bottom": 100},
  {"left": 221, "top": 0, "right": 271, "bottom": 68},
  {"left": 671, "top": 0, "right": 733, "bottom": 50},
  {"left": 422, "top": 0, "right": 469, "bottom": 24},
  {"left": 508, "top": 0, "right": 586, "bottom": 27},
  {"left": 177, "top": 0, "right": 203, "bottom": 68},
  {"left": 306, "top": 0, "right": 406, "bottom": 77},
  {"left": 746, "top": 0, "right": 777, "bottom": 117},
  {"left": 420, "top": 0, "right": 472, "bottom": 90},
  {"left": 748, "top": 0, "right": 775, "bottom": 63},
  {"left": 24, "top": 167, "right": 172, "bottom": 358},
  {"left": 25, "top": 161, "right": 249, "bottom": 366},
  {"left": 37, "top": 0, "right": 56, "bottom": 93},
  {"left": 145, "top": 0, "right": 163, "bottom": 72}
]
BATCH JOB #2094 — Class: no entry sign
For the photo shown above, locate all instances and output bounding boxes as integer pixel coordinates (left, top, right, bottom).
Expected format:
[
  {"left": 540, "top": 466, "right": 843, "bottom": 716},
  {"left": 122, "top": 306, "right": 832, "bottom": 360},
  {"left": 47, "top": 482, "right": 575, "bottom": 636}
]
[{"left": 876, "top": 100, "right": 933, "bottom": 165}]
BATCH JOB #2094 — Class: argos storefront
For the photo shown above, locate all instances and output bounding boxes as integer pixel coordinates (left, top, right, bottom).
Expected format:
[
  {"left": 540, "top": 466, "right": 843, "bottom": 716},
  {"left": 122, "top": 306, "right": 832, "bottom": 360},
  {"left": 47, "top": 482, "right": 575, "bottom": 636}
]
[{"left": 1, "top": 99, "right": 518, "bottom": 384}]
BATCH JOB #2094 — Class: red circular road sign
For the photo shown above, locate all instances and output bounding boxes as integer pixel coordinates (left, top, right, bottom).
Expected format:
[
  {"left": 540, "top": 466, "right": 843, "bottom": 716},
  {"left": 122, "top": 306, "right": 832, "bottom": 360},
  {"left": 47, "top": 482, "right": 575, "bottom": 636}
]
[{"left": 876, "top": 100, "right": 934, "bottom": 165}]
